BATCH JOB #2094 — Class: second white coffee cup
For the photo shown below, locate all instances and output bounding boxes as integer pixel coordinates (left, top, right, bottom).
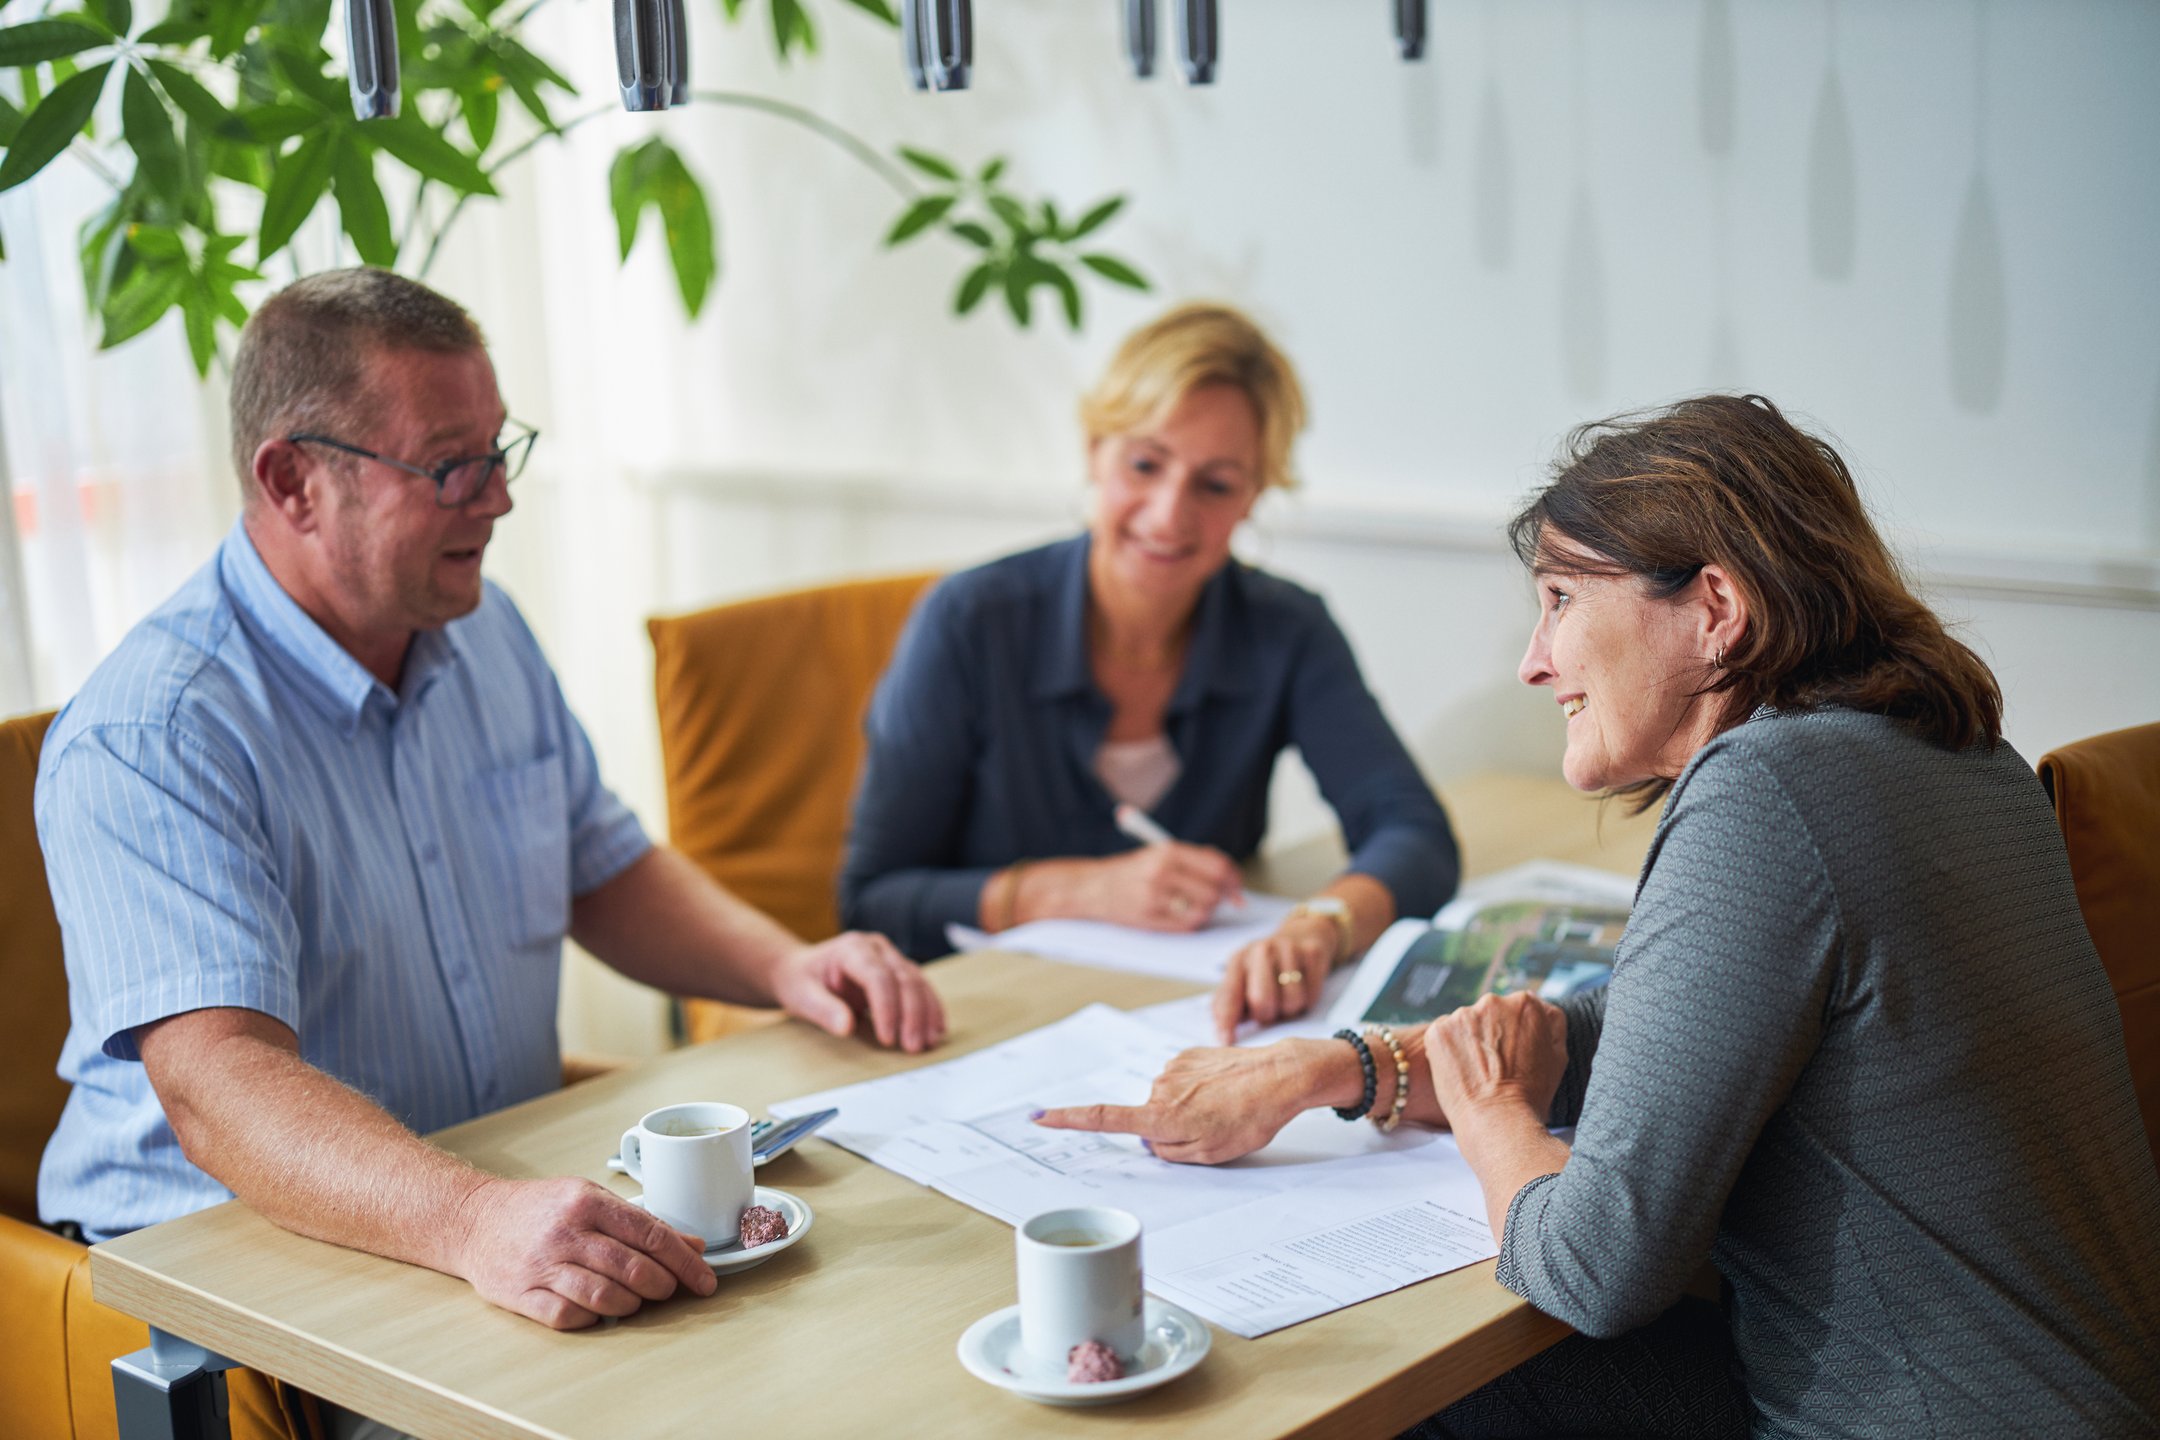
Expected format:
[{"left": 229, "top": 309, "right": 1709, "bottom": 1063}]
[
  {"left": 619, "top": 1101, "right": 754, "bottom": 1243},
  {"left": 1015, "top": 1205, "right": 1144, "bottom": 1371}
]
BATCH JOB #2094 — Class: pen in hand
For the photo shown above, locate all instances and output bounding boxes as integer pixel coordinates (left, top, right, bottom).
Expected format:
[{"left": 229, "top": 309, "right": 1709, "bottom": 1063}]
[{"left": 1113, "top": 804, "right": 1246, "bottom": 912}]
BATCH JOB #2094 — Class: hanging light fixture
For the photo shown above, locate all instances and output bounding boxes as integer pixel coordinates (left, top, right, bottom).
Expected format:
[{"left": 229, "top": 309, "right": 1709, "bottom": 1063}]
[
  {"left": 1175, "top": 0, "right": 1217, "bottom": 84},
  {"left": 1395, "top": 0, "right": 1426, "bottom": 61},
  {"left": 901, "top": 0, "right": 931, "bottom": 89},
  {"left": 667, "top": 0, "right": 690, "bottom": 104},
  {"left": 1124, "top": 0, "right": 1157, "bottom": 79},
  {"left": 344, "top": 0, "right": 399, "bottom": 119},
  {"left": 614, "top": 0, "right": 676, "bottom": 110}
]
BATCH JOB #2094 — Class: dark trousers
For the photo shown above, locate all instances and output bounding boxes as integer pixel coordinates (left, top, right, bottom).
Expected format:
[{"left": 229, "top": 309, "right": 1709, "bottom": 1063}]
[{"left": 1405, "top": 1297, "right": 1750, "bottom": 1440}]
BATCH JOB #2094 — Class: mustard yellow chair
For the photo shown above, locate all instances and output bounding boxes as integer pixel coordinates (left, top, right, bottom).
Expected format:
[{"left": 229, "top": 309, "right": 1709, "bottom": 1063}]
[
  {"left": 0, "top": 710, "right": 317, "bottom": 1439},
  {"left": 648, "top": 572, "right": 939, "bottom": 1044},
  {"left": 2038, "top": 721, "right": 2160, "bottom": 1175}
]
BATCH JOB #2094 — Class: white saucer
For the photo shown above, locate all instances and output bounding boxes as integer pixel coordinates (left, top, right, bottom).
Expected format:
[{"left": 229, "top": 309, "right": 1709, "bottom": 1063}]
[
  {"left": 631, "top": 1186, "right": 812, "bottom": 1275},
  {"left": 955, "top": 1296, "right": 1211, "bottom": 1407}
]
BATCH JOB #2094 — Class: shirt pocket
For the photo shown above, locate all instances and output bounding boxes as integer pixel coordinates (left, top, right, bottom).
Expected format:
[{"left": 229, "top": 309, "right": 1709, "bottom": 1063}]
[{"left": 468, "top": 755, "right": 572, "bottom": 951}]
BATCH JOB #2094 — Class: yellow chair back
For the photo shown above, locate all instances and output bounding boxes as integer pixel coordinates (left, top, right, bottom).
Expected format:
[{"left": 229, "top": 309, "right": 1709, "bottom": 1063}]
[
  {"left": 2039, "top": 720, "right": 2160, "bottom": 1173},
  {"left": 648, "top": 573, "right": 938, "bottom": 1044},
  {"left": 0, "top": 712, "right": 69, "bottom": 1225}
]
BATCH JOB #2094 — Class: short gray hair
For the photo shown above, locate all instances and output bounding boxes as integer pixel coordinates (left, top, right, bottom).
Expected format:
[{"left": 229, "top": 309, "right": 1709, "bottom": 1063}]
[{"left": 229, "top": 268, "right": 487, "bottom": 500}]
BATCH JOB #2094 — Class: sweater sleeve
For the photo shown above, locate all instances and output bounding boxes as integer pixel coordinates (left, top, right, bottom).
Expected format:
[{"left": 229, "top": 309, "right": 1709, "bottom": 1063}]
[
  {"left": 836, "top": 583, "right": 995, "bottom": 960},
  {"left": 1496, "top": 749, "right": 1841, "bottom": 1338},
  {"left": 1282, "top": 599, "right": 1460, "bottom": 919}
]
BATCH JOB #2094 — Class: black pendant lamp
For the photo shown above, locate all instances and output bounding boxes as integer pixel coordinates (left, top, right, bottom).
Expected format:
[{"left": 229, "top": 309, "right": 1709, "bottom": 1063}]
[
  {"left": 344, "top": 0, "right": 398, "bottom": 118},
  {"left": 1124, "top": 0, "right": 1156, "bottom": 79}
]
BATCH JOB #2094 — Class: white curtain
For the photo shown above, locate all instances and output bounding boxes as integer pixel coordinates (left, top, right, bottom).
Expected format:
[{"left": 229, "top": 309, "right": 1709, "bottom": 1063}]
[{"left": 0, "top": 155, "right": 236, "bottom": 716}]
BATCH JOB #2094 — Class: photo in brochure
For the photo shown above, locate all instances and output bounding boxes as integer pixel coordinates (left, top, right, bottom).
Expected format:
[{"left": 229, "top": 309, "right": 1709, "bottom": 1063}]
[{"left": 1327, "top": 862, "right": 1639, "bottom": 1029}]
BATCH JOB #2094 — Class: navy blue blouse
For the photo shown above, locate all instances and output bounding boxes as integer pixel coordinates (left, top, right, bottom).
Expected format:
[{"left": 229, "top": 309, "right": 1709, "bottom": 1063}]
[{"left": 839, "top": 535, "right": 1460, "bottom": 960}]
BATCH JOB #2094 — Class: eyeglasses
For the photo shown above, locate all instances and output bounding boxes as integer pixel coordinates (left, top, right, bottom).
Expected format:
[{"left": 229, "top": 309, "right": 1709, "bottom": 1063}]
[{"left": 286, "top": 423, "right": 539, "bottom": 508}]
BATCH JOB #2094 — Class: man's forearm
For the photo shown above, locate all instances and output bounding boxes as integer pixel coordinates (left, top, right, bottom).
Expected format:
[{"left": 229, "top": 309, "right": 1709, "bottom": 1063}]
[
  {"left": 571, "top": 847, "right": 802, "bottom": 1004},
  {"left": 146, "top": 1015, "right": 490, "bottom": 1279}
]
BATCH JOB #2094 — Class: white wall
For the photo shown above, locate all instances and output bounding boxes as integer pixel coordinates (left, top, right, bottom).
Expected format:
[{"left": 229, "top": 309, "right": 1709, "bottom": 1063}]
[{"left": 431, "top": 0, "right": 2160, "bottom": 1051}]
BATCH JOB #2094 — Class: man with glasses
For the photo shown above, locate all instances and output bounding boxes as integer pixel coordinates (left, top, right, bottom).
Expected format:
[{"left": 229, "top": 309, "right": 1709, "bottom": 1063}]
[{"left": 34, "top": 270, "right": 946, "bottom": 1365}]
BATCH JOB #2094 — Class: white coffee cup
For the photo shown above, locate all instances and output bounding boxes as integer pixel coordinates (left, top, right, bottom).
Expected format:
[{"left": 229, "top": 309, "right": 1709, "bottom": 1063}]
[
  {"left": 1015, "top": 1206, "right": 1144, "bottom": 1371},
  {"left": 619, "top": 1102, "right": 754, "bottom": 1243}
]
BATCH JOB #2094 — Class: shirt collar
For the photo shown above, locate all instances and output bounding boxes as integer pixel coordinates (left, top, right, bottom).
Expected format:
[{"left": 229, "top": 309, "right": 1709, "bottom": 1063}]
[
  {"left": 218, "top": 519, "right": 461, "bottom": 737},
  {"left": 1028, "top": 533, "right": 1254, "bottom": 706}
]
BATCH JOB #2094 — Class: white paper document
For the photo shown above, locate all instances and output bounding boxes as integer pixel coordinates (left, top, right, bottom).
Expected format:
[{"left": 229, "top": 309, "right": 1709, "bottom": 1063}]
[
  {"left": 770, "top": 1005, "right": 1498, "bottom": 1338},
  {"left": 944, "top": 892, "right": 1299, "bottom": 984}
]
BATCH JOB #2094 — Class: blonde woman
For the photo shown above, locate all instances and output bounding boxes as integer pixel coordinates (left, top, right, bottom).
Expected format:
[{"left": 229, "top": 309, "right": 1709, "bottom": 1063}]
[{"left": 840, "top": 304, "right": 1457, "bottom": 1039}]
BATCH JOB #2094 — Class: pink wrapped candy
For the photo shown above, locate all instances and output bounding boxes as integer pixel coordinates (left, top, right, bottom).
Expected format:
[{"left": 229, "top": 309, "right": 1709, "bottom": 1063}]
[
  {"left": 738, "top": 1204, "right": 789, "bottom": 1248},
  {"left": 1066, "top": 1340, "right": 1124, "bottom": 1384}
]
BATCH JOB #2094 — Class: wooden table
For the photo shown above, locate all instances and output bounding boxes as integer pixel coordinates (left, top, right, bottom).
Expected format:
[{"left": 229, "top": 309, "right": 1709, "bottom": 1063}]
[{"left": 93, "top": 773, "right": 1656, "bottom": 1439}]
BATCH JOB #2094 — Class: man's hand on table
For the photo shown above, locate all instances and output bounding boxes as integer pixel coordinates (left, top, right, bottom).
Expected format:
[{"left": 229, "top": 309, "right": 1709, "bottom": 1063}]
[
  {"left": 452, "top": 1175, "right": 717, "bottom": 1330},
  {"left": 771, "top": 932, "right": 948, "bottom": 1053}
]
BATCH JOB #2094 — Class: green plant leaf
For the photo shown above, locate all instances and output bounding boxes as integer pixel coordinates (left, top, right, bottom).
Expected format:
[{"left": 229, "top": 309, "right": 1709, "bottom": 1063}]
[
  {"left": 268, "top": 43, "right": 349, "bottom": 114},
  {"left": 655, "top": 150, "right": 715, "bottom": 316},
  {"left": 1066, "top": 195, "right": 1123, "bottom": 242},
  {"left": 99, "top": 261, "right": 186, "bottom": 348},
  {"left": 0, "top": 61, "right": 111, "bottom": 195},
  {"left": 1044, "top": 260, "right": 1081, "bottom": 330},
  {"left": 460, "top": 79, "right": 499, "bottom": 152},
  {"left": 897, "top": 146, "right": 958, "bottom": 182},
  {"left": 1038, "top": 198, "right": 1060, "bottom": 236},
  {"left": 977, "top": 156, "right": 1005, "bottom": 185},
  {"left": 1001, "top": 263, "right": 1032, "bottom": 327},
  {"left": 147, "top": 60, "right": 251, "bottom": 141},
  {"left": 884, "top": 193, "right": 953, "bottom": 247},
  {"left": 609, "top": 139, "right": 716, "bottom": 317},
  {"left": 0, "top": 17, "right": 106, "bottom": 66},
  {"left": 0, "top": 92, "right": 21, "bottom": 147},
  {"left": 952, "top": 258, "right": 993, "bottom": 315},
  {"left": 207, "top": 0, "right": 263, "bottom": 57},
  {"left": 332, "top": 139, "right": 394, "bottom": 264},
  {"left": 769, "top": 0, "right": 815, "bottom": 60},
  {"left": 180, "top": 286, "right": 217, "bottom": 373},
  {"left": 93, "top": 0, "right": 131, "bottom": 39},
  {"left": 1080, "top": 252, "right": 1150, "bottom": 290},
  {"left": 607, "top": 141, "right": 652, "bottom": 259},
  {"left": 78, "top": 193, "right": 131, "bottom": 308},
  {"left": 257, "top": 127, "right": 335, "bottom": 259},
  {"left": 986, "top": 192, "right": 1032, "bottom": 238},
  {"left": 833, "top": 0, "right": 896, "bottom": 23},
  {"left": 948, "top": 219, "right": 992, "bottom": 249},
  {"left": 121, "top": 66, "right": 186, "bottom": 203},
  {"left": 138, "top": 18, "right": 212, "bottom": 43},
  {"left": 362, "top": 113, "right": 496, "bottom": 195},
  {"left": 236, "top": 103, "right": 322, "bottom": 144},
  {"left": 125, "top": 222, "right": 185, "bottom": 258}
]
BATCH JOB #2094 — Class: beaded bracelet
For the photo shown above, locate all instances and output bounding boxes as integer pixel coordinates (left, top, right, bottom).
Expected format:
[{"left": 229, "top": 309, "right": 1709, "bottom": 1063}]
[
  {"left": 1331, "top": 1028, "right": 1378, "bottom": 1121},
  {"left": 1367, "top": 1025, "right": 1410, "bottom": 1133}
]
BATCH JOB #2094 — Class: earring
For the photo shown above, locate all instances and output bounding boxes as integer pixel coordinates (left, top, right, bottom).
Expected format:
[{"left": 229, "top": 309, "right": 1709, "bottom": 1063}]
[{"left": 1715, "top": 646, "right": 1726, "bottom": 667}]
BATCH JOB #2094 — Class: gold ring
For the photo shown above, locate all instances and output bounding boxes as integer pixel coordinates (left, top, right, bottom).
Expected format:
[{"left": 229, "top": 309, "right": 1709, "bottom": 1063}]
[
  {"left": 1276, "top": 970, "right": 1303, "bottom": 987},
  {"left": 1169, "top": 896, "right": 1191, "bottom": 917}
]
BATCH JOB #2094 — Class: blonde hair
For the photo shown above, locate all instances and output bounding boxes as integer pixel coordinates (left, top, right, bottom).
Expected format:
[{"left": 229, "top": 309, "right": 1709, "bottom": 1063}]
[{"left": 1078, "top": 302, "right": 1307, "bottom": 491}]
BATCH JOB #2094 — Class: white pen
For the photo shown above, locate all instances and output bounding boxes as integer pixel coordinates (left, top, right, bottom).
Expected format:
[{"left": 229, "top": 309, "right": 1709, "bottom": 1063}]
[
  {"left": 1114, "top": 803, "right": 1246, "bottom": 909},
  {"left": 1114, "top": 802, "right": 1175, "bottom": 847}
]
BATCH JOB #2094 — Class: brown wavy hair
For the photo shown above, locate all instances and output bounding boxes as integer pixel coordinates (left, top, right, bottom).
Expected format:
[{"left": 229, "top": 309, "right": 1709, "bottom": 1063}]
[{"left": 1508, "top": 394, "right": 2003, "bottom": 810}]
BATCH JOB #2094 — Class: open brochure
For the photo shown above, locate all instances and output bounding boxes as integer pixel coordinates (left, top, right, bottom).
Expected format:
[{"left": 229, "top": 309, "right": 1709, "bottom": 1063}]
[{"left": 1326, "top": 861, "right": 1638, "bottom": 1029}]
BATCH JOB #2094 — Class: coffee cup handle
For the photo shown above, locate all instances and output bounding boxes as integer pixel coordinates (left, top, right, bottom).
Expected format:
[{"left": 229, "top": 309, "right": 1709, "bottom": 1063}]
[{"left": 620, "top": 1129, "right": 643, "bottom": 1184}]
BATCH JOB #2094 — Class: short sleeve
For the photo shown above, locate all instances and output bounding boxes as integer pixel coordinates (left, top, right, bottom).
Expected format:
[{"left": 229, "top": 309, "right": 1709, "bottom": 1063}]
[{"left": 37, "top": 724, "right": 302, "bottom": 1062}]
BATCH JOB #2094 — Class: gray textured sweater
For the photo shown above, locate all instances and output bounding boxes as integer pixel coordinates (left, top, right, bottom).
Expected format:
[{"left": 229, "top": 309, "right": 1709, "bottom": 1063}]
[{"left": 1498, "top": 709, "right": 2160, "bottom": 1437}]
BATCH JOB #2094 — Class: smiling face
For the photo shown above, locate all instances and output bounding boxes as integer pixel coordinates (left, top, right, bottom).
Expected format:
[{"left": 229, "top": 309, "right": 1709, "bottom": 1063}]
[
  {"left": 1085, "top": 382, "right": 1263, "bottom": 613},
  {"left": 1517, "top": 544, "right": 1739, "bottom": 792}
]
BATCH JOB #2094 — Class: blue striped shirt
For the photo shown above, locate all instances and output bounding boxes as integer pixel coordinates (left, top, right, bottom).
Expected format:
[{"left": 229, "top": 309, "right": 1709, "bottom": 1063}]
[{"left": 36, "top": 520, "right": 650, "bottom": 1241}]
